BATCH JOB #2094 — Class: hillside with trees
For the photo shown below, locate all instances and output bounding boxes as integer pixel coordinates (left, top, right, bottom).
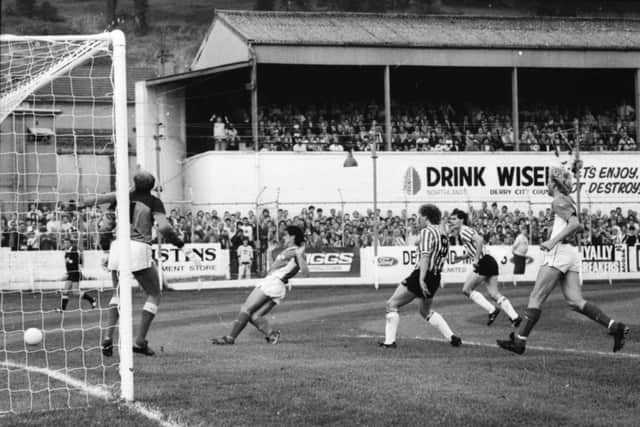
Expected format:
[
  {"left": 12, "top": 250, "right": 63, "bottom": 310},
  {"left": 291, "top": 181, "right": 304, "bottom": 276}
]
[{"left": 2, "top": 0, "right": 638, "bottom": 73}]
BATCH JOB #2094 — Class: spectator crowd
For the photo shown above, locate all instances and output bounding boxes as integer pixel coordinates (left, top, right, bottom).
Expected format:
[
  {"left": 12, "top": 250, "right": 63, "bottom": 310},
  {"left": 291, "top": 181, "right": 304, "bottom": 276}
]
[
  {"left": 207, "top": 100, "right": 637, "bottom": 152},
  {"left": 2, "top": 202, "right": 638, "bottom": 253},
  {"left": 2, "top": 201, "right": 638, "bottom": 279}
]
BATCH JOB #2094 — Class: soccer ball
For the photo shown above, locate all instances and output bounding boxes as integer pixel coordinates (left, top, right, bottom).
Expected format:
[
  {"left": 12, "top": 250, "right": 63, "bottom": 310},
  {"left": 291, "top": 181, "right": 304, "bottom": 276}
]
[{"left": 24, "top": 328, "right": 43, "bottom": 345}]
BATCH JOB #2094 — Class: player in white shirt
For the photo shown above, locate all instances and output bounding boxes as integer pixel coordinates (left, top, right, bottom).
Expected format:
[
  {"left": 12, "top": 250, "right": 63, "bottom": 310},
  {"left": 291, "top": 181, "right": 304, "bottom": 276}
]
[
  {"left": 498, "top": 167, "right": 630, "bottom": 354},
  {"left": 212, "top": 226, "right": 309, "bottom": 345}
]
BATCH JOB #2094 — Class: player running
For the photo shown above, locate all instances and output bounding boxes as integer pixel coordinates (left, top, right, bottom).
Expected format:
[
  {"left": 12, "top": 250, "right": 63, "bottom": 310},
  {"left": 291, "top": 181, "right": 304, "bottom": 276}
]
[
  {"left": 497, "top": 167, "right": 630, "bottom": 354},
  {"left": 57, "top": 236, "right": 97, "bottom": 312},
  {"left": 211, "top": 225, "right": 309, "bottom": 345},
  {"left": 449, "top": 209, "right": 522, "bottom": 327},
  {"left": 81, "top": 170, "right": 193, "bottom": 357},
  {"left": 379, "top": 204, "right": 461, "bottom": 348}
]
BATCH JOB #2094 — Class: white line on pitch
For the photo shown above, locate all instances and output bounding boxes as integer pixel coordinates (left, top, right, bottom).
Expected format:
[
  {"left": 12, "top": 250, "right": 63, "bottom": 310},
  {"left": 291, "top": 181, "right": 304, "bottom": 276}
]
[
  {"left": 0, "top": 360, "right": 184, "bottom": 427},
  {"left": 340, "top": 334, "right": 640, "bottom": 359}
]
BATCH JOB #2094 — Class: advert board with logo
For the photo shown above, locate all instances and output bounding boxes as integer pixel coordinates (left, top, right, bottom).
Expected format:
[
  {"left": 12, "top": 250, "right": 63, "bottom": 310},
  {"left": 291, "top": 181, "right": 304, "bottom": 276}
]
[
  {"left": 361, "top": 244, "right": 640, "bottom": 285},
  {"left": 152, "top": 243, "right": 230, "bottom": 280},
  {"left": 271, "top": 247, "right": 360, "bottom": 277}
]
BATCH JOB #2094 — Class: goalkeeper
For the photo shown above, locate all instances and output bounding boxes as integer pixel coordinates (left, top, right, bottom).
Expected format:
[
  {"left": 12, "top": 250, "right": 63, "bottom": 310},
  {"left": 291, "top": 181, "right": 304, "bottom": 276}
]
[{"left": 80, "top": 170, "right": 194, "bottom": 357}]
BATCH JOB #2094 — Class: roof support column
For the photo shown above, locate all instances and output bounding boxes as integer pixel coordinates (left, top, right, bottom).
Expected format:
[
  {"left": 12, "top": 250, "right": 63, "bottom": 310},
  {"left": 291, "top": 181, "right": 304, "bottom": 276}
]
[
  {"left": 634, "top": 68, "right": 640, "bottom": 150},
  {"left": 251, "top": 57, "right": 258, "bottom": 151},
  {"left": 384, "top": 65, "right": 391, "bottom": 151},
  {"left": 512, "top": 67, "right": 519, "bottom": 150}
]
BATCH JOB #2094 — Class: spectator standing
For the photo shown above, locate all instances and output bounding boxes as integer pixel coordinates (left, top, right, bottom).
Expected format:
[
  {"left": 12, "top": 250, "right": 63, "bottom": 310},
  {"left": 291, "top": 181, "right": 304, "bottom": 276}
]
[
  {"left": 623, "top": 224, "right": 638, "bottom": 246},
  {"left": 512, "top": 224, "right": 529, "bottom": 277},
  {"left": 237, "top": 237, "right": 254, "bottom": 279}
]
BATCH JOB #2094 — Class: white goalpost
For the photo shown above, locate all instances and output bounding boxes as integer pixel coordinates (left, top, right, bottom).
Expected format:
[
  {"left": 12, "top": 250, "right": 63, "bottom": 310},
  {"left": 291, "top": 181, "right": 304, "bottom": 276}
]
[{"left": 0, "top": 30, "right": 134, "bottom": 413}]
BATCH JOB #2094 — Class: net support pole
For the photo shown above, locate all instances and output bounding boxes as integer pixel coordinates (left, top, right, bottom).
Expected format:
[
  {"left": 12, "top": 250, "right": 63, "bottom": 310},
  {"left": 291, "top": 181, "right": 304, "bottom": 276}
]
[
  {"left": 112, "top": 29, "right": 134, "bottom": 402},
  {"left": 154, "top": 123, "right": 164, "bottom": 291}
]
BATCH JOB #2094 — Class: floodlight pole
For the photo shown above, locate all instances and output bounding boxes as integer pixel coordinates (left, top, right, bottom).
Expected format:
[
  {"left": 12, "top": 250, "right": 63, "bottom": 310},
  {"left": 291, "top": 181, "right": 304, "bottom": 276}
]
[
  {"left": 635, "top": 68, "right": 639, "bottom": 147},
  {"left": 372, "top": 130, "right": 379, "bottom": 288}
]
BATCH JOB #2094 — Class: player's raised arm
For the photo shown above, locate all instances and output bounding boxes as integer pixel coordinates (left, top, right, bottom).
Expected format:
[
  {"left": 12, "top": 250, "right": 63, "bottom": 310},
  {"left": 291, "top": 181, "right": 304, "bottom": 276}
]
[
  {"left": 154, "top": 212, "right": 183, "bottom": 248},
  {"left": 154, "top": 211, "right": 199, "bottom": 262},
  {"left": 78, "top": 192, "right": 117, "bottom": 208}
]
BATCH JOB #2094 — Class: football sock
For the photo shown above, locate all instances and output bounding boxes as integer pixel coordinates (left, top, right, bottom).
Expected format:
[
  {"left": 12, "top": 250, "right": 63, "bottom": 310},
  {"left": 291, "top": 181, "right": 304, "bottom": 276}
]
[
  {"left": 497, "top": 296, "right": 519, "bottom": 320},
  {"left": 105, "top": 306, "right": 118, "bottom": 341},
  {"left": 136, "top": 302, "right": 157, "bottom": 345},
  {"left": 517, "top": 308, "right": 541, "bottom": 340},
  {"left": 469, "top": 290, "right": 495, "bottom": 313},
  {"left": 230, "top": 311, "right": 251, "bottom": 339},
  {"left": 251, "top": 315, "right": 271, "bottom": 336},
  {"left": 384, "top": 311, "right": 399, "bottom": 344},
  {"left": 578, "top": 302, "right": 612, "bottom": 328},
  {"left": 60, "top": 295, "right": 69, "bottom": 310},
  {"left": 427, "top": 311, "right": 454, "bottom": 340}
]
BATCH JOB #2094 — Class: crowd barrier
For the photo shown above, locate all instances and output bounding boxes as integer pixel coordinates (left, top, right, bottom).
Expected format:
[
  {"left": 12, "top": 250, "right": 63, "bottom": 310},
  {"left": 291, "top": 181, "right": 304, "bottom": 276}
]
[{"left": 1, "top": 244, "right": 639, "bottom": 290}]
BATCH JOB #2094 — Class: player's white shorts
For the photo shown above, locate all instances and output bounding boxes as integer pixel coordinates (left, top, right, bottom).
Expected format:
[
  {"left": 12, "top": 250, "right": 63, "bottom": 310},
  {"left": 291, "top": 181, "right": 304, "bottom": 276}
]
[
  {"left": 256, "top": 275, "right": 287, "bottom": 304},
  {"left": 107, "top": 240, "right": 153, "bottom": 273},
  {"left": 543, "top": 243, "right": 581, "bottom": 274}
]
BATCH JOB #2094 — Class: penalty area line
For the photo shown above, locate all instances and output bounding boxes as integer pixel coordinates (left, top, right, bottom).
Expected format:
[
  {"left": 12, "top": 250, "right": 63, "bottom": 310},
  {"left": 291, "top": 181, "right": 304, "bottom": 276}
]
[
  {"left": 0, "top": 360, "right": 184, "bottom": 427},
  {"left": 340, "top": 334, "right": 640, "bottom": 359}
]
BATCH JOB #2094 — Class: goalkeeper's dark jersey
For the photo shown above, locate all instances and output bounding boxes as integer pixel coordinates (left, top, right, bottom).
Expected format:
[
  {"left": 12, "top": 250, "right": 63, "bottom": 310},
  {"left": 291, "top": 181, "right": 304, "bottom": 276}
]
[{"left": 130, "top": 191, "right": 165, "bottom": 245}]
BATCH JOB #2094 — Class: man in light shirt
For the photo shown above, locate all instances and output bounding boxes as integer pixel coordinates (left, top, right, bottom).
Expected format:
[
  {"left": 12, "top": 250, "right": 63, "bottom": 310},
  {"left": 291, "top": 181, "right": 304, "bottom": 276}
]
[
  {"left": 237, "top": 237, "right": 254, "bottom": 280},
  {"left": 512, "top": 224, "right": 529, "bottom": 277}
]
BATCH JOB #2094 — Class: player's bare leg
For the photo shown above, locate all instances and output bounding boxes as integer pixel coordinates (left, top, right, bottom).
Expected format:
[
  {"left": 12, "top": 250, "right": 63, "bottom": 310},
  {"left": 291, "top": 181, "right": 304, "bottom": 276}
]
[
  {"left": 212, "top": 287, "right": 272, "bottom": 345},
  {"left": 380, "top": 284, "right": 416, "bottom": 348},
  {"left": 419, "top": 298, "right": 461, "bottom": 347},
  {"left": 485, "top": 276, "right": 521, "bottom": 326},
  {"left": 462, "top": 273, "right": 499, "bottom": 324},
  {"left": 561, "top": 271, "right": 630, "bottom": 352},
  {"left": 250, "top": 300, "right": 280, "bottom": 343},
  {"left": 498, "top": 266, "right": 561, "bottom": 354}
]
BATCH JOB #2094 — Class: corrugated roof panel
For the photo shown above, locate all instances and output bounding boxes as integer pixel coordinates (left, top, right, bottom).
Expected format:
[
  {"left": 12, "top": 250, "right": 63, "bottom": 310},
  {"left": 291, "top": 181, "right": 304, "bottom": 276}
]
[{"left": 216, "top": 11, "right": 640, "bottom": 50}]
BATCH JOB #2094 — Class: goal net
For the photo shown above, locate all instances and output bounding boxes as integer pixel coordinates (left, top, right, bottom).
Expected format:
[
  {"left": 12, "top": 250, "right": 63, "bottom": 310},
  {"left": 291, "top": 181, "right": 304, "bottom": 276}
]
[{"left": 0, "top": 31, "right": 134, "bottom": 414}]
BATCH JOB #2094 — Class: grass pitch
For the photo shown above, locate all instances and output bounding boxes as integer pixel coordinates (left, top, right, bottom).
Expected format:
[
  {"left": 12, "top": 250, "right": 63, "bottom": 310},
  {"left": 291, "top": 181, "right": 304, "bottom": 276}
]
[{"left": 2, "top": 282, "right": 639, "bottom": 426}]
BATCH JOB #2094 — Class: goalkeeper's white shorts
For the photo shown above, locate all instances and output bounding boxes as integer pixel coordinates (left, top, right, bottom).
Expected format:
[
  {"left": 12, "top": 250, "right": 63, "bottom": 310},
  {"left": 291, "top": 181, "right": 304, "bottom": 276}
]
[
  {"left": 108, "top": 240, "right": 153, "bottom": 273},
  {"left": 256, "top": 275, "right": 287, "bottom": 305}
]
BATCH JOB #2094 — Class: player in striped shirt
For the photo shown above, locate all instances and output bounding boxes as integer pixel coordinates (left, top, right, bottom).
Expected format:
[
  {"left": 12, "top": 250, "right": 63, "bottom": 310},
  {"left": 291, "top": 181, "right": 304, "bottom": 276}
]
[
  {"left": 212, "top": 226, "right": 309, "bottom": 345},
  {"left": 498, "top": 167, "right": 629, "bottom": 354},
  {"left": 449, "top": 209, "right": 521, "bottom": 327},
  {"left": 379, "top": 204, "right": 461, "bottom": 348}
]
